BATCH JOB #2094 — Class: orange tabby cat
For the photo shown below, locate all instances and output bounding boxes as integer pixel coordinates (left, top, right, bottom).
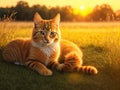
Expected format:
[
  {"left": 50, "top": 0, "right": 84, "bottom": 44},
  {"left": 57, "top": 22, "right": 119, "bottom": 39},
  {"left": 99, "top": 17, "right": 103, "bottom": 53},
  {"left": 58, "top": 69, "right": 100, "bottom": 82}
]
[{"left": 3, "top": 12, "right": 98, "bottom": 76}]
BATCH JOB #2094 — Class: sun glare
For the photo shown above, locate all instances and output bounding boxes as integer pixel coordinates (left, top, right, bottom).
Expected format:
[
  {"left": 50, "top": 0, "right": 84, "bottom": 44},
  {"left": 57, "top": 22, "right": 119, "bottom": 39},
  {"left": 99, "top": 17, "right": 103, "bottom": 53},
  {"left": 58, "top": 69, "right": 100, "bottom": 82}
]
[
  {"left": 80, "top": 5, "right": 85, "bottom": 10},
  {"left": 74, "top": 5, "right": 92, "bottom": 17}
]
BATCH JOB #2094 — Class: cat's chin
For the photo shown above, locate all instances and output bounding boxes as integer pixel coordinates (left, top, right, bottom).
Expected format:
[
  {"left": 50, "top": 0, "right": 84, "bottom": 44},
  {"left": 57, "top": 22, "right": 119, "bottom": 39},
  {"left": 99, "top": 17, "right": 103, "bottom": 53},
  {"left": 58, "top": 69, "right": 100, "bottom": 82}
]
[{"left": 43, "top": 42, "right": 53, "bottom": 47}]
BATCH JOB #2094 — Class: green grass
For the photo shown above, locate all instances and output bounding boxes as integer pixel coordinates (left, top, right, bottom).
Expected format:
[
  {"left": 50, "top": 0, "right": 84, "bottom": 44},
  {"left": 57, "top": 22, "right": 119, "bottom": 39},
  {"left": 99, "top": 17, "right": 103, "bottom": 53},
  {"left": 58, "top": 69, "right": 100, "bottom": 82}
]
[{"left": 0, "top": 22, "right": 120, "bottom": 90}]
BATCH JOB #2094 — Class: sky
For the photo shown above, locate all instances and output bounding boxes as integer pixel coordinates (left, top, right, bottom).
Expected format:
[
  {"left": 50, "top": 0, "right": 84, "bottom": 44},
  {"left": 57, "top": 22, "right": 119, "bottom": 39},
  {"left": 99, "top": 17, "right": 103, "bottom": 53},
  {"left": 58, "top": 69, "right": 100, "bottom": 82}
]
[{"left": 0, "top": 0, "right": 120, "bottom": 14}]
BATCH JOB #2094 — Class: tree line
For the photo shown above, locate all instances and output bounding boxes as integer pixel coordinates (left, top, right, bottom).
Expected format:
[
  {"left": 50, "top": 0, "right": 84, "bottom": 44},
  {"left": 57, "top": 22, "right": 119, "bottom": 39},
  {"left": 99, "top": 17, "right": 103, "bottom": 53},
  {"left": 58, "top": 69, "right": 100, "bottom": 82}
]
[{"left": 0, "top": 1, "right": 120, "bottom": 22}]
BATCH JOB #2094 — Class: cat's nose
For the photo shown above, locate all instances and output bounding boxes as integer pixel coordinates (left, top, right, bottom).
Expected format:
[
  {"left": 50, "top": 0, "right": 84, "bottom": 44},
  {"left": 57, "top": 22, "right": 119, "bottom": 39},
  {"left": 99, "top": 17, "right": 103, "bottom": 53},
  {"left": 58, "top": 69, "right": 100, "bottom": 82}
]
[
  {"left": 46, "top": 40, "right": 50, "bottom": 43},
  {"left": 45, "top": 39, "right": 50, "bottom": 43}
]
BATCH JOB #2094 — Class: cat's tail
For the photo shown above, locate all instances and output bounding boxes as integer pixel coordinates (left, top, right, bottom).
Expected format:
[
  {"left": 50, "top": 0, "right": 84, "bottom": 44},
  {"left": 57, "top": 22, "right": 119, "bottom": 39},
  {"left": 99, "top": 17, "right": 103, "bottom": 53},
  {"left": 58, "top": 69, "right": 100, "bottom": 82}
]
[
  {"left": 75, "top": 65, "right": 98, "bottom": 74},
  {"left": 62, "top": 51, "right": 98, "bottom": 74}
]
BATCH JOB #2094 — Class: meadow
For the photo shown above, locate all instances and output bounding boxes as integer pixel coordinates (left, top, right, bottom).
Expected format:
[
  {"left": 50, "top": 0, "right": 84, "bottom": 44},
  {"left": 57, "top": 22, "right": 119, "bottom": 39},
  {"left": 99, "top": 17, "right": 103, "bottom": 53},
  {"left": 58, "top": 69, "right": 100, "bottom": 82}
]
[{"left": 0, "top": 21, "right": 120, "bottom": 90}]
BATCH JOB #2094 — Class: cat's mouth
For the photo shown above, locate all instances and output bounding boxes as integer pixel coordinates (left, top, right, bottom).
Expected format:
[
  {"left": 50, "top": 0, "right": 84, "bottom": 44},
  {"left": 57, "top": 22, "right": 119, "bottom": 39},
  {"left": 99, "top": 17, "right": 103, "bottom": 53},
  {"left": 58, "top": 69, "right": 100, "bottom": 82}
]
[
  {"left": 43, "top": 42, "right": 53, "bottom": 46},
  {"left": 46, "top": 43, "right": 51, "bottom": 46}
]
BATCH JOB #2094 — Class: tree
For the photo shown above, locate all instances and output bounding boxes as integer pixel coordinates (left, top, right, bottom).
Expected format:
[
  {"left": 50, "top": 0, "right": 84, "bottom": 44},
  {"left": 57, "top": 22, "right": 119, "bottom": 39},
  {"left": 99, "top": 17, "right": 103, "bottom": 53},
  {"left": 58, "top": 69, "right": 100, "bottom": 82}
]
[
  {"left": 60, "top": 6, "right": 74, "bottom": 21},
  {"left": 49, "top": 6, "right": 61, "bottom": 19},
  {"left": 15, "top": 1, "right": 30, "bottom": 21},
  {"left": 89, "top": 4, "right": 115, "bottom": 21},
  {"left": 31, "top": 5, "right": 49, "bottom": 20}
]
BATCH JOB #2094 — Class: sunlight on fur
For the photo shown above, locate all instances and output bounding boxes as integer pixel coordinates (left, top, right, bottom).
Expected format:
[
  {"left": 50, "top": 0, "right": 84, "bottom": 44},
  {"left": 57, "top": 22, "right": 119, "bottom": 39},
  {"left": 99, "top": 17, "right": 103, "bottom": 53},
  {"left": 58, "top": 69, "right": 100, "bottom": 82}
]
[{"left": 3, "top": 12, "right": 98, "bottom": 76}]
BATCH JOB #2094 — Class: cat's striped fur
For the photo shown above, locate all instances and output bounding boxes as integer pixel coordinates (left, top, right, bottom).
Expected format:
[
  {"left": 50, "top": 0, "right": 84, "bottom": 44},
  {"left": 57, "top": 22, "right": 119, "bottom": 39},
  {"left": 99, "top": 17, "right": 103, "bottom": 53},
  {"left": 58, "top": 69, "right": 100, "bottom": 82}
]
[{"left": 3, "top": 12, "right": 98, "bottom": 76}]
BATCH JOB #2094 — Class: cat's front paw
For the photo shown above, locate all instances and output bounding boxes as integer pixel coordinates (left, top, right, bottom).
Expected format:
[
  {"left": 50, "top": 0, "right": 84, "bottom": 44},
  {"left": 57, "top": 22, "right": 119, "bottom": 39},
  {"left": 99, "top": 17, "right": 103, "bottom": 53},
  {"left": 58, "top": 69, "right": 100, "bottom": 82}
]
[{"left": 39, "top": 69, "right": 53, "bottom": 76}]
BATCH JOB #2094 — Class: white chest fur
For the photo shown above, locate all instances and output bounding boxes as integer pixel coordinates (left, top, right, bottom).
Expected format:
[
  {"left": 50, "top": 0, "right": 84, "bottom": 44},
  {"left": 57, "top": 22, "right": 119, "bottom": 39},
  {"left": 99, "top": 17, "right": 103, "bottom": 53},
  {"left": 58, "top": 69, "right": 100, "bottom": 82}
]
[
  {"left": 31, "top": 40, "right": 59, "bottom": 58},
  {"left": 40, "top": 43, "right": 58, "bottom": 57}
]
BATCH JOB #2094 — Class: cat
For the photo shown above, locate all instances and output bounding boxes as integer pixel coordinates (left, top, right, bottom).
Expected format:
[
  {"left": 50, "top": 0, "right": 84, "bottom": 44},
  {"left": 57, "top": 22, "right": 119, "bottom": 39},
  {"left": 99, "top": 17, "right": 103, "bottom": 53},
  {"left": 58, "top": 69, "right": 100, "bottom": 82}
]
[{"left": 3, "top": 12, "right": 98, "bottom": 76}]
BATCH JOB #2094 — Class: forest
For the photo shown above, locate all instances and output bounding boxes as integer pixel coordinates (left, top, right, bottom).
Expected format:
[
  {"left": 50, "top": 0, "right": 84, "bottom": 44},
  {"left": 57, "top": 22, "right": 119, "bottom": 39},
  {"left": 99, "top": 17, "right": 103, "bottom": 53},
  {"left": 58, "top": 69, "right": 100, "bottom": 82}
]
[{"left": 0, "top": 1, "right": 120, "bottom": 22}]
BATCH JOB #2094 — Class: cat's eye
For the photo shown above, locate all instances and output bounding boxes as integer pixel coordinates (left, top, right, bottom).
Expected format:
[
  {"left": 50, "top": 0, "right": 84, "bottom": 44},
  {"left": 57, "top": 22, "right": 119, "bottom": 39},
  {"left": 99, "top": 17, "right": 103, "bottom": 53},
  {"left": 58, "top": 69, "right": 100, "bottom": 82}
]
[
  {"left": 39, "top": 30, "right": 45, "bottom": 35},
  {"left": 50, "top": 31, "right": 56, "bottom": 37}
]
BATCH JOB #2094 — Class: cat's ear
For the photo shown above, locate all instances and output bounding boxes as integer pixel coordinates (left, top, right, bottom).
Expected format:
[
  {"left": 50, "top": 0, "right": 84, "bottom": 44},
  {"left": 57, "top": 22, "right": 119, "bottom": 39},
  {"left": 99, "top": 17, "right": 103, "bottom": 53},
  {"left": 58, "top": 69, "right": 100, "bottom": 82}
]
[
  {"left": 52, "top": 13, "right": 60, "bottom": 25},
  {"left": 34, "top": 12, "right": 43, "bottom": 24}
]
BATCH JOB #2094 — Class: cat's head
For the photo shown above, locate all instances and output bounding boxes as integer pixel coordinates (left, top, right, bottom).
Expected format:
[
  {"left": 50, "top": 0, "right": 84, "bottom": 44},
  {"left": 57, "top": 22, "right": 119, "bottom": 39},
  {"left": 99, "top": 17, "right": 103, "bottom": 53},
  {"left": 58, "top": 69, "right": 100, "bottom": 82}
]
[{"left": 32, "top": 12, "right": 61, "bottom": 46}]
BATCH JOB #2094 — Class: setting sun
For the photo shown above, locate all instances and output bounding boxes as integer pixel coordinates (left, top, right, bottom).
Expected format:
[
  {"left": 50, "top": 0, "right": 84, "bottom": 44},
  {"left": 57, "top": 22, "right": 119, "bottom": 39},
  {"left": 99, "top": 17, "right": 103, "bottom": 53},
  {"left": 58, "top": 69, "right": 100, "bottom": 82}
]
[
  {"left": 80, "top": 5, "right": 85, "bottom": 10},
  {"left": 74, "top": 5, "right": 92, "bottom": 17}
]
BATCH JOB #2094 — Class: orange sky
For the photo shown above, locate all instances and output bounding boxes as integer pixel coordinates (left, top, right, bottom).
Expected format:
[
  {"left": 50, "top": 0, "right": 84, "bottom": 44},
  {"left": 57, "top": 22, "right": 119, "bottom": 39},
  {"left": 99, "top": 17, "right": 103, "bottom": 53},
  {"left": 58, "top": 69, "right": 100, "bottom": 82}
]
[{"left": 0, "top": 0, "right": 120, "bottom": 16}]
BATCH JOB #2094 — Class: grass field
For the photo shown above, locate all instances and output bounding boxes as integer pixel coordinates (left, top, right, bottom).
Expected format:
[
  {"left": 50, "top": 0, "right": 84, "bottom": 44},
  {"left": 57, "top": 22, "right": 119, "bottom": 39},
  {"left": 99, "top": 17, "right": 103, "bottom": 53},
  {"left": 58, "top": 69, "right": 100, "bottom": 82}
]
[{"left": 0, "top": 21, "right": 120, "bottom": 90}]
